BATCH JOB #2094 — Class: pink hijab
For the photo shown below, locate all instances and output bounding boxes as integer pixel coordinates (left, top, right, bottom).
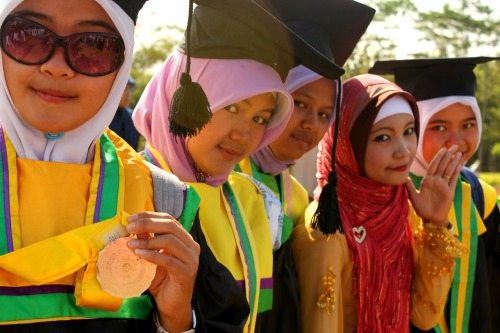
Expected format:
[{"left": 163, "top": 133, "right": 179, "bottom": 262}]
[
  {"left": 251, "top": 65, "right": 338, "bottom": 175},
  {"left": 133, "top": 50, "right": 293, "bottom": 186}
]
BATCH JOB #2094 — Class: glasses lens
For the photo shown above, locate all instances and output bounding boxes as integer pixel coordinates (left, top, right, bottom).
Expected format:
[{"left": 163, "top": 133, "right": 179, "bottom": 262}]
[
  {"left": 1, "top": 18, "right": 53, "bottom": 64},
  {"left": 67, "top": 34, "right": 123, "bottom": 76}
]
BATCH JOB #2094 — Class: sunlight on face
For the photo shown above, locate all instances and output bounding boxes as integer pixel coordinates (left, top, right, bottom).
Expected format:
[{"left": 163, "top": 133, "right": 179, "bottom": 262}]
[
  {"left": 422, "top": 103, "right": 479, "bottom": 165},
  {"left": 187, "top": 92, "right": 276, "bottom": 176},
  {"left": 364, "top": 113, "right": 417, "bottom": 185},
  {"left": 2, "top": 0, "right": 119, "bottom": 133},
  {"left": 270, "top": 78, "right": 335, "bottom": 161}
]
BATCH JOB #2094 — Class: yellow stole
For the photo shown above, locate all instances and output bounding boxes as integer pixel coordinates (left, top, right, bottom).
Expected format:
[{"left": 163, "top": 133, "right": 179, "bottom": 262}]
[
  {"left": 0, "top": 129, "right": 155, "bottom": 324},
  {"left": 144, "top": 144, "right": 273, "bottom": 333}
]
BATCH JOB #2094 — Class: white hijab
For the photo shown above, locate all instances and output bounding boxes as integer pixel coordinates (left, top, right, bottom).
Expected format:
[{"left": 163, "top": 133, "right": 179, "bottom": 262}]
[
  {"left": 0, "top": 0, "right": 135, "bottom": 163},
  {"left": 410, "top": 96, "right": 482, "bottom": 176}
]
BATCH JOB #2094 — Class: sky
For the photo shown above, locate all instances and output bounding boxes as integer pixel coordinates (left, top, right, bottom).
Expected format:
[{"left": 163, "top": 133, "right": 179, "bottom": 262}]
[{"left": 135, "top": 0, "right": 499, "bottom": 59}]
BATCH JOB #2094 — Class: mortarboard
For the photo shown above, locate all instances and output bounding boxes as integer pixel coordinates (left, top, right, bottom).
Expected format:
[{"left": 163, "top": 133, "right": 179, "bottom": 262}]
[
  {"left": 264, "top": 0, "right": 374, "bottom": 235},
  {"left": 169, "top": 0, "right": 348, "bottom": 138},
  {"left": 267, "top": 0, "right": 375, "bottom": 67},
  {"left": 182, "top": 0, "right": 346, "bottom": 81},
  {"left": 112, "top": 0, "right": 148, "bottom": 24},
  {"left": 369, "top": 56, "right": 500, "bottom": 101}
]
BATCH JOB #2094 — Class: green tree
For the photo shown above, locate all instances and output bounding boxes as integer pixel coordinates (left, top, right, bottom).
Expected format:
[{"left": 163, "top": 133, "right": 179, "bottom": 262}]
[
  {"left": 415, "top": 1, "right": 499, "bottom": 58},
  {"left": 130, "top": 25, "right": 183, "bottom": 108},
  {"left": 344, "top": 0, "right": 418, "bottom": 78},
  {"left": 412, "top": 0, "right": 500, "bottom": 170}
]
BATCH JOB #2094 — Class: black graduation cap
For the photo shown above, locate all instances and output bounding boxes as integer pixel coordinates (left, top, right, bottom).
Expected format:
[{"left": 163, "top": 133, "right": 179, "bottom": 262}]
[
  {"left": 169, "top": 0, "right": 348, "bottom": 139},
  {"left": 267, "top": 0, "right": 375, "bottom": 67},
  {"left": 369, "top": 56, "right": 500, "bottom": 101},
  {"left": 112, "top": 0, "right": 148, "bottom": 24},
  {"left": 182, "top": 0, "right": 346, "bottom": 81}
]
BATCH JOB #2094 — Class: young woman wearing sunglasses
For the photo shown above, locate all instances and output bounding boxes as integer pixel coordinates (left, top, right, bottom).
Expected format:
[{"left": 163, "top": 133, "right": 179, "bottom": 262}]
[{"left": 0, "top": 1, "right": 201, "bottom": 332}]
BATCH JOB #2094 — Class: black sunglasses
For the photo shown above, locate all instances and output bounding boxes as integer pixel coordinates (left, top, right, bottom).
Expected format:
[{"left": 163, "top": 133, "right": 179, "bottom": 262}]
[{"left": 1, "top": 15, "right": 125, "bottom": 76}]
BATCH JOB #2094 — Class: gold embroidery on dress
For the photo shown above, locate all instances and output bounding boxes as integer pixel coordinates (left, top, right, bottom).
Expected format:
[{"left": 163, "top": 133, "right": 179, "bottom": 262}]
[
  {"left": 317, "top": 266, "right": 336, "bottom": 314},
  {"left": 416, "top": 223, "right": 469, "bottom": 278}
]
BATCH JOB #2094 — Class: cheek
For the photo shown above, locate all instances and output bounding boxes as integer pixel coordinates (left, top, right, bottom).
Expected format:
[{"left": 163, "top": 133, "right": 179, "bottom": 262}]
[
  {"left": 466, "top": 130, "right": 480, "bottom": 147},
  {"left": 422, "top": 134, "right": 443, "bottom": 163},
  {"left": 86, "top": 76, "right": 116, "bottom": 109},
  {"left": 316, "top": 121, "right": 330, "bottom": 142},
  {"left": 282, "top": 112, "right": 302, "bottom": 135},
  {"left": 249, "top": 125, "right": 267, "bottom": 150}
]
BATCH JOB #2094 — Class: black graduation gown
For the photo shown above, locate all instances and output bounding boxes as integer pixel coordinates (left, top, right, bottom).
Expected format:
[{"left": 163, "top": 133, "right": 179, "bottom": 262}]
[{"left": 410, "top": 181, "right": 500, "bottom": 333}]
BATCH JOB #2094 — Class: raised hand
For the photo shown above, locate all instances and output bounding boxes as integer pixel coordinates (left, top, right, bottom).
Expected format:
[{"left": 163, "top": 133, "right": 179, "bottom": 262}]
[
  {"left": 126, "top": 212, "right": 200, "bottom": 333},
  {"left": 406, "top": 146, "right": 462, "bottom": 226}
]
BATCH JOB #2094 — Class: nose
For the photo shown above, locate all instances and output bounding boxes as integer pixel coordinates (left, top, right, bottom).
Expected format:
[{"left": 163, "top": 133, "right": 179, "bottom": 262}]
[
  {"left": 39, "top": 47, "right": 75, "bottom": 79},
  {"left": 446, "top": 130, "right": 465, "bottom": 147},
  {"left": 229, "top": 119, "right": 252, "bottom": 143},
  {"left": 302, "top": 109, "right": 319, "bottom": 131},
  {"left": 394, "top": 138, "right": 411, "bottom": 160}
]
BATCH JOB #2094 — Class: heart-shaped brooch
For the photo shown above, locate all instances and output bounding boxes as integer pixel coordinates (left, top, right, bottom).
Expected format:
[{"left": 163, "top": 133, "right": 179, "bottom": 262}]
[{"left": 352, "top": 226, "right": 367, "bottom": 244}]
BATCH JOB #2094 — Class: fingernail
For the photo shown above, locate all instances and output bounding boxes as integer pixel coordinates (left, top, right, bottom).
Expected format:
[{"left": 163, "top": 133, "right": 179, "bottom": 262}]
[
  {"left": 126, "top": 222, "right": 136, "bottom": 232},
  {"left": 128, "top": 214, "right": 138, "bottom": 222},
  {"left": 128, "top": 239, "right": 140, "bottom": 248},
  {"left": 135, "top": 249, "right": 148, "bottom": 256}
]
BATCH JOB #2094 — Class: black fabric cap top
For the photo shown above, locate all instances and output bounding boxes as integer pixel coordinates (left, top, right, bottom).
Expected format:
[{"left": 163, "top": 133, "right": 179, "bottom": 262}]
[
  {"left": 112, "top": 0, "right": 148, "bottom": 24},
  {"left": 267, "top": 0, "right": 375, "bottom": 67},
  {"left": 180, "top": 0, "right": 345, "bottom": 81},
  {"left": 369, "top": 56, "right": 500, "bottom": 101}
]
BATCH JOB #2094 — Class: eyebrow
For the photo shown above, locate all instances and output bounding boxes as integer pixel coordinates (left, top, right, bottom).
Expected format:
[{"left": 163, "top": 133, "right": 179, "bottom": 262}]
[
  {"left": 240, "top": 98, "right": 275, "bottom": 114},
  {"left": 428, "top": 116, "right": 477, "bottom": 124},
  {"left": 370, "top": 120, "right": 415, "bottom": 135},
  {"left": 294, "top": 92, "right": 334, "bottom": 109},
  {"left": 12, "top": 10, "right": 118, "bottom": 33}
]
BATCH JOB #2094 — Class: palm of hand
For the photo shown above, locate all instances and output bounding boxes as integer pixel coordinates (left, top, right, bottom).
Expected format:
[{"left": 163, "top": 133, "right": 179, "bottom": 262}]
[{"left": 409, "top": 175, "right": 454, "bottom": 224}]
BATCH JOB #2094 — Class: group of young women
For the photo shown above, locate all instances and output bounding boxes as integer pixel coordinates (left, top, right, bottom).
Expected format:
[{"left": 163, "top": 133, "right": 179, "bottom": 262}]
[{"left": 0, "top": 0, "right": 498, "bottom": 332}]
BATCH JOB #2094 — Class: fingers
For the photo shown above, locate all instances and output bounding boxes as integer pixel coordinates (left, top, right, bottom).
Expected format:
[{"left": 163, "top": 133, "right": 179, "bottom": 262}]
[
  {"left": 428, "top": 145, "right": 458, "bottom": 177},
  {"left": 447, "top": 153, "right": 463, "bottom": 189},
  {"left": 127, "top": 212, "right": 192, "bottom": 245},
  {"left": 125, "top": 212, "right": 200, "bottom": 275},
  {"left": 404, "top": 177, "right": 417, "bottom": 202}
]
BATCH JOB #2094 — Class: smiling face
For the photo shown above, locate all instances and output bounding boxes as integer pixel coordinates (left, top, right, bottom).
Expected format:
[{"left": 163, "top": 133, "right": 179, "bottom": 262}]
[
  {"left": 187, "top": 92, "right": 276, "bottom": 176},
  {"left": 422, "top": 103, "right": 479, "bottom": 165},
  {"left": 364, "top": 113, "right": 417, "bottom": 185},
  {"left": 269, "top": 78, "right": 335, "bottom": 161},
  {"left": 1, "top": 0, "right": 119, "bottom": 133}
]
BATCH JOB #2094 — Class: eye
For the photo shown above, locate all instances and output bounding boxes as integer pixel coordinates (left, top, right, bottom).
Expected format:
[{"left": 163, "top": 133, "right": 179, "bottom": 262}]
[
  {"left": 430, "top": 125, "right": 446, "bottom": 132},
  {"left": 253, "top": 116, "right": 269, "bottom": 125},
  {"left": 224, "top": 105, "right": 237, "bottom": 113},
  {"left": 463, "top": 122, "right": 476, "bottom": 129},
  {"left": 374, "top": 134, "right": 390, "bottom": 142},
  {"left": 318, "top": 111, "right": 331, "bottom": 120},
  {"left": 294, "top": 99, "right": 307, "bottom": 109},
  {"left": 404, "top": 127, "right": 415, "bottom": 135}
]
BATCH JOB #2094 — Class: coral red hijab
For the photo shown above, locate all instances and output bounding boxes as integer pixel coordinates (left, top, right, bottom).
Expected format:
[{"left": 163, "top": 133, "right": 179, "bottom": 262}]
[{"left": 314, "top": 74, "right": 419, "bottom": 332}]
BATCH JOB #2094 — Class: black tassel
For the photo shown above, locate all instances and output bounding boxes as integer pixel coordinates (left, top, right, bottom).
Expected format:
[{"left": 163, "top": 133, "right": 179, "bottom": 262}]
[
  {"left": 169, "top": 72, "right": 212, "bottom": 139},
  {"left": 311, "top": 78, "right": 343, "bottom": 235},
  {"left": 311, "top": 171, "right": 343, "bottom": 235},
  {"left": 169, "top": 0, "right": 212, "bottom": 139}
]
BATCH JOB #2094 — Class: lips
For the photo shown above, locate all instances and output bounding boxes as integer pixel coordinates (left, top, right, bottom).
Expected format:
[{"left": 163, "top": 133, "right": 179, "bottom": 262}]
[
  {"left": 218, "top": 145, "right": 243, "bottom": 160},
  {"left": 390, "top": 164, "right": 408, "bottom": 172},
  {"left": 34, "top": 87, "right": 74, "bottom": 103},
  {"left": 292, "top": 131, "right": 314, "bottom": 146}
]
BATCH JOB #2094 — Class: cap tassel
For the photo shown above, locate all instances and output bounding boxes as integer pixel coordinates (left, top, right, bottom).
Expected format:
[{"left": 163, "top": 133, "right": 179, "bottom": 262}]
[
  {"left": 311, "top": 78, "right": 343, "bottom": 235},
  {"left": 311, "top": 171, "right": 343, "bottom": 235},
  {"left": 169, "top": 0, "right": 212, "bottom": 139}
]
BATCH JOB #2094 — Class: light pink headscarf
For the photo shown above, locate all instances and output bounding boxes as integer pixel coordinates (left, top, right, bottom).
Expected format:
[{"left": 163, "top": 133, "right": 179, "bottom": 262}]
[
  {"left": 251, "top": 65, "right": 338, "bottom": 175},
  {"left": 133, "top": 50, "right": 293, "bottom": 186}
]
